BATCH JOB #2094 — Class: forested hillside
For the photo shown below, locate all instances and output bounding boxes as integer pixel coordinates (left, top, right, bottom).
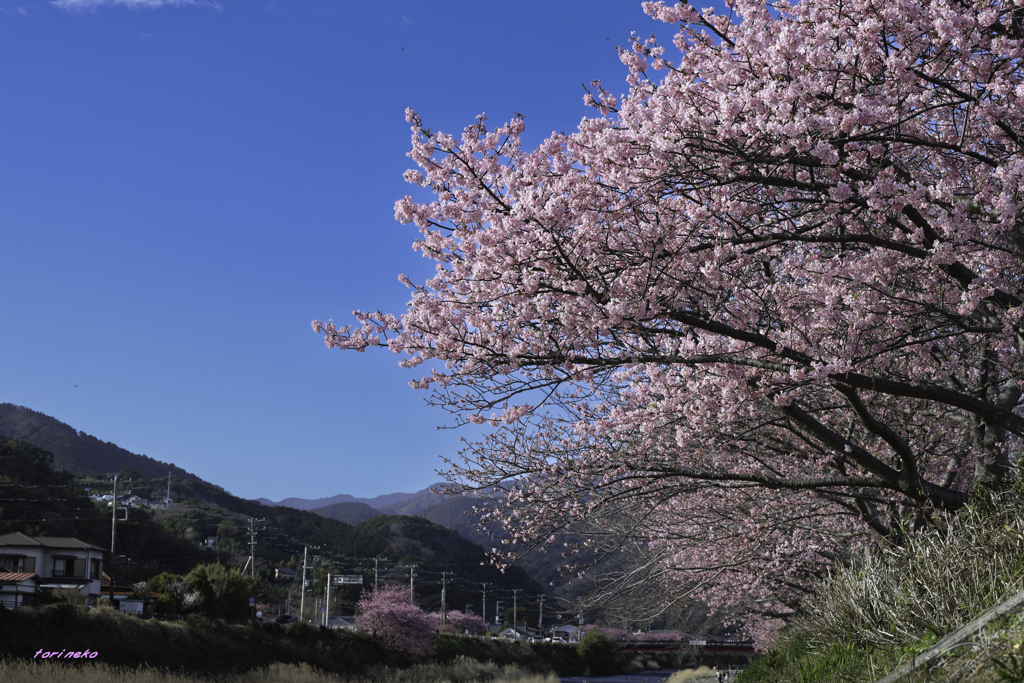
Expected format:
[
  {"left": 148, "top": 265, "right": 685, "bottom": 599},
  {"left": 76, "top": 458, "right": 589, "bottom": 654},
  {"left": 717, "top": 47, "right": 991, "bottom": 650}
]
[
  {"left": 257, "top": 490, "right": 430, "bottom": 511},
  {"left": 376, "top": 490, "right": 447, "bottom": 516},
  {"left": 0, "top": 404, "right": 205, "bottom": 483},
  {"left": 310, "top": 501, "right": 381, "bottom": 524},
  {"left": 0, "top": 435, "right": 222, "bottom": 574},
  {"left": 0, "top": 409, "right": 543, "bottom": 614},
  {"left": 418, "top": 497, "right": 490, "bottom": 545}
]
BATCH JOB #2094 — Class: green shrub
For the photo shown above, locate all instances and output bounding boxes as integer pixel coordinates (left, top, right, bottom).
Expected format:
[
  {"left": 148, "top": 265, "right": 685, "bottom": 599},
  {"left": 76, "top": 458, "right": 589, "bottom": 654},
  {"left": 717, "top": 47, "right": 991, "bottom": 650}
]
[{"left": 576, "top": 628, "right": 620, "bottom": 676}]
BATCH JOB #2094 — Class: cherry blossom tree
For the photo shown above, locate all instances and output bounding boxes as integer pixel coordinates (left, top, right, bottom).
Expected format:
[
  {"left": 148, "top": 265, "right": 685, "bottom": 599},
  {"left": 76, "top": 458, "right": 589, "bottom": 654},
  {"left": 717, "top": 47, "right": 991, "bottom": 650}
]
[
  {"left": 317, "top": 0, "right": 1024, "bottom": 640},
  {"left": 355, "top": 585, "right": 434, "bottom": 659},
  {"left": 436, "top": 609, "right": 488, "bottom": 635}
]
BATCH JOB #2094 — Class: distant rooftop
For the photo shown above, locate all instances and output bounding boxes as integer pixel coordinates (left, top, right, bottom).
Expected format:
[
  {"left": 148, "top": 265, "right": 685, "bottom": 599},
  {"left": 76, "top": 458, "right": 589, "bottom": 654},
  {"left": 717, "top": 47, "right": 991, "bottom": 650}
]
[{"left": 0, "top": 532, "right": 106, "bottom": 552}]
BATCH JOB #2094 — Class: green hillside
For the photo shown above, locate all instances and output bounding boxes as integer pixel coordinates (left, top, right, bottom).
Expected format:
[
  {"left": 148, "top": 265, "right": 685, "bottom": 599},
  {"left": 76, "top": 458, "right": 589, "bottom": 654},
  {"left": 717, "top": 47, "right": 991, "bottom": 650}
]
[
  {"left": 418, "top": 496, "right": 491, "bottom": 545},
  {"left": 0, "top": 403, "right": 206, "bottom": 483},
  {"left": 0, "top": 435, "right": 224, "bottom": 574},
  {"left": 311, "top": 501, "right": 381, "bottom": 524},
  {"left": 417, "top": 496, "right": 599, "bottom": 599},
  {"left": 0, "top": 408, "right": 545, "bottom": 616},
  {"left": 118, "top": 471, "right": 544, "bottom": 609},
  {"left": 377, "top": 490, "right": 447, "bottom": 516}
]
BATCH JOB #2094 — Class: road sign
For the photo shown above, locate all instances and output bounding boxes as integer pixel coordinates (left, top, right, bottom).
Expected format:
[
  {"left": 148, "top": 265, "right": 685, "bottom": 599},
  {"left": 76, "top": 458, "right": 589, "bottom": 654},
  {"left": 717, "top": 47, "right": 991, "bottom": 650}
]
[
  {"left": 332, "top": 575, "right": 362, "bottom": 585},
  {"left": 249, "top": 597, "right": 256, "bottom": 605}
]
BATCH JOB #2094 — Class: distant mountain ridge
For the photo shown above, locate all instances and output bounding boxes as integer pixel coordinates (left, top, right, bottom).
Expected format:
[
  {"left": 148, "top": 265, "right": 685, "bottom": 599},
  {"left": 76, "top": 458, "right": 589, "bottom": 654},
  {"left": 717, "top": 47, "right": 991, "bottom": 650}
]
[
  {"left": 255, "top": 487, "right": 441, "bottom": 511},
  {"left": 0, "top": 401, "right": 562, "bottom": 595},
  {"left": 378, "top": 490, "right": 447, "bottom": 515},
  {"left": 0, "top": 403, "right": 442, "bottom": 509},
  {"left": 309, "top": 491, "right": 454, "bottom": 524},
  {"left": 258, "top": 486, "right": 449, "bottom": 515},
  {"left": 0, "top": 403, "right": 208, "bottom": 484},
  {"left": 309, "top": 501, "right": 382, "bottom": 525},
  {"left": 0, "top": 404, "right": 543, "bottom": 604}
]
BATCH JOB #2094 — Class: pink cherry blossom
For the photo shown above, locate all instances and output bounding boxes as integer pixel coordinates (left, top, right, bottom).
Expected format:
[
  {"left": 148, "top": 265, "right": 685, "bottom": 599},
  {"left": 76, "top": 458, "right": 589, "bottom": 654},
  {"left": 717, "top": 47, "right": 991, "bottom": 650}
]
[
  {"left": 355, "top": 585, "right": 435, "bottom": 659},
  {"left": 318, "top": 0, "right": 1024, "bottom": 642}
]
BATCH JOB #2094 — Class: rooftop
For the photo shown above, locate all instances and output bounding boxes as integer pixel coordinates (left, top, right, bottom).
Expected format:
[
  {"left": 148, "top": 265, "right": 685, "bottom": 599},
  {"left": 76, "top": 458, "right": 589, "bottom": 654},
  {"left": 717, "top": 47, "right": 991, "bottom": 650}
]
[{"left": 0, "top": 532, "right": 107, "bottom": 552}]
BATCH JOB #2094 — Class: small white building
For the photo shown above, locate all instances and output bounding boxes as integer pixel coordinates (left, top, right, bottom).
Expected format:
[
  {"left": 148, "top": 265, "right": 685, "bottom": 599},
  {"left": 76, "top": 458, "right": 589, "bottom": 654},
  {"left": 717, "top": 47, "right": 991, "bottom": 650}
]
[
  {"left": 100, "top": 572, "right": 161, "bottom": 614},
  {"left": 0, "top": 532, "right": 106, "bottom": 608},
  {"left": 499, "top": 625, "right": 537, "bottom": 641}
]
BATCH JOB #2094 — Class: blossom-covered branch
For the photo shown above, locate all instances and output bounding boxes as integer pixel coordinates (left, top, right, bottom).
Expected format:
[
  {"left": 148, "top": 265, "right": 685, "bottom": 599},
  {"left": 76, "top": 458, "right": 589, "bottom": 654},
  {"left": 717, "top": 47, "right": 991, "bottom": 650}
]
[{"left": 317, "top": 0, "right": 1024, "bottom": 640}]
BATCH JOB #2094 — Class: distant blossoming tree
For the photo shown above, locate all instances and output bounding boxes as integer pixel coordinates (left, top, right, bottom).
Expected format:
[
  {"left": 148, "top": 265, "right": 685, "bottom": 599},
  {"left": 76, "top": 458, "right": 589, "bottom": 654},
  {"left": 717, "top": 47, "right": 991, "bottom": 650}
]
[
  {"left": 317, "top": 0, "right": 1024, "bottom": 640},
  {"left": 438, "top": 610, "right": 488, "bottom": 635},
  {"left": 355, "top": 585, "right": 434, "bottom": 659}
]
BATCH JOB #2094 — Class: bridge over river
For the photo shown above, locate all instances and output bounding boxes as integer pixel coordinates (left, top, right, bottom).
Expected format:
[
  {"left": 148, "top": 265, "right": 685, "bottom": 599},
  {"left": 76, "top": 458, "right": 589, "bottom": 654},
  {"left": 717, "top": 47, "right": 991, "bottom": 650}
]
[{"left": 619, "top": 638, "right": 756, "bottom": 656}]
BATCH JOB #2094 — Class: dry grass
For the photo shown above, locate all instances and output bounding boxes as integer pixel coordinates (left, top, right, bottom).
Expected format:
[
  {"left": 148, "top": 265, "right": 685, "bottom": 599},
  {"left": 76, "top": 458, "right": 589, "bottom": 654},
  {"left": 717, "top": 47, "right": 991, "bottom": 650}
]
[
  {"left": 0, "top": 656, "right": 561, "bottom": 683},
  {"left": 886, "top": 611, "right": 1024, "bottom": 683},
  {"left": 736, "top": 489, "right": 1024, "bottom": 681},
  {"left": 666, "top": 665, "right": 718, "bottom": 682},
  {"left": 798, "top": 490, "right": 1024, "bottom": 651}
]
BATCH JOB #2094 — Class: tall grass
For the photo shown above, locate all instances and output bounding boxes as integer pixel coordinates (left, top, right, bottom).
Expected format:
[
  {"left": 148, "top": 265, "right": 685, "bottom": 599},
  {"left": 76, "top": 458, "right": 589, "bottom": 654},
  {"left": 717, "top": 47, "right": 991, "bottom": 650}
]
[
  {"left": 739, "top": 488, "right": 1024, "bottom": 682},
  {"left": 798, "top": 490, "right": 1024, "bottom": 650},
  {"left": 0, "top": 656, "right": 560, "bottom": 683}
]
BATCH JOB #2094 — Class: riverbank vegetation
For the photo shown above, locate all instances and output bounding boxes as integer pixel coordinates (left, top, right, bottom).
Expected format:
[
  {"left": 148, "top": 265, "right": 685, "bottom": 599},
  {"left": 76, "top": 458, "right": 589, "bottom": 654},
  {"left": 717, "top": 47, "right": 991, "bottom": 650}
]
[
  {"left": 0, "top": 602, "right": 676, "bottom": 679},
  {"left": 739, "top": 490, "right": 1024, "bottom": 682},
  {"left": 0, "top": 658, "right": 559, "bottom": 683}
]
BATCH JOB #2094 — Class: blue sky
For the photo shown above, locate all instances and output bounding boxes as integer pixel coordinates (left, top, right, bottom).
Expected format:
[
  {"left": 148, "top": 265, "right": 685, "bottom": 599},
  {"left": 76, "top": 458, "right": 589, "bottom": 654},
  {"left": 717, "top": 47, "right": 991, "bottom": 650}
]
[{"left": 0, "top": 0, "right": 682, "bottom": 501}]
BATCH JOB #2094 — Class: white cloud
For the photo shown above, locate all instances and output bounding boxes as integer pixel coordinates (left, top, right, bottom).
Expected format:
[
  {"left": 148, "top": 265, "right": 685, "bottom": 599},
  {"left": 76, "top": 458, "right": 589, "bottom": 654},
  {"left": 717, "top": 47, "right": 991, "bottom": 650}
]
[{"left": 53, "top": 0, "right": 222, "bottom": 10}]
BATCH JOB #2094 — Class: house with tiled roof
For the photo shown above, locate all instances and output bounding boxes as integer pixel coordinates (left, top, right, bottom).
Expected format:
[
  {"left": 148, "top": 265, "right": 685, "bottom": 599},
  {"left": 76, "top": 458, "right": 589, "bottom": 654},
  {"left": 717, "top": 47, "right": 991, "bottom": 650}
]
[
  {"left": 0, "top": 532, "right": 106, "bottom": 608},
  {"left": 0, "top": 572, "right": 43, "bottom": 608}
]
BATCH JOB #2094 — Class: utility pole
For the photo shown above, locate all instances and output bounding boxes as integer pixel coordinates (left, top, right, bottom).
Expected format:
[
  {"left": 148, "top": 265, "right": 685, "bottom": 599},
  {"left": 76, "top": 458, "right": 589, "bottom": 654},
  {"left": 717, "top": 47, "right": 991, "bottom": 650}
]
[
  {"left": 373, "top": 557, "right": 387, "bottom": 590},
  {"left": 409, "top": 565, "right": 417, "bottom": 603},
  {"left": 166, "top": 470, "right": 171, "bottom": 504},
  {"left": 110, "top": 475, "right": 130, "bottom": 554},
  {"left": 481, "top": 582, "right": 490, "bottom": 624},
  {"left": 440, "top": 572, "right": 449, "bottom": 624},
  {"left": 325, "top": 573, "right": 332, "bottom": 627},
  {"left": 110, "top": 475, "right": 119, "bottom": 554},
  {"left": 496, "top": 600, "right": 502, "bottom": 626},
  {"left": 512, "top": 589, "right": 519, "bottom": 630},
  {"left": 538, "top": 595, "right": 544, "bottom": 638},
  {"left": 300, "top": 546, "right": 309, "bottom": 623},
  {"left": 247, "top": 518, "right": 266, "bottom": 580}
]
